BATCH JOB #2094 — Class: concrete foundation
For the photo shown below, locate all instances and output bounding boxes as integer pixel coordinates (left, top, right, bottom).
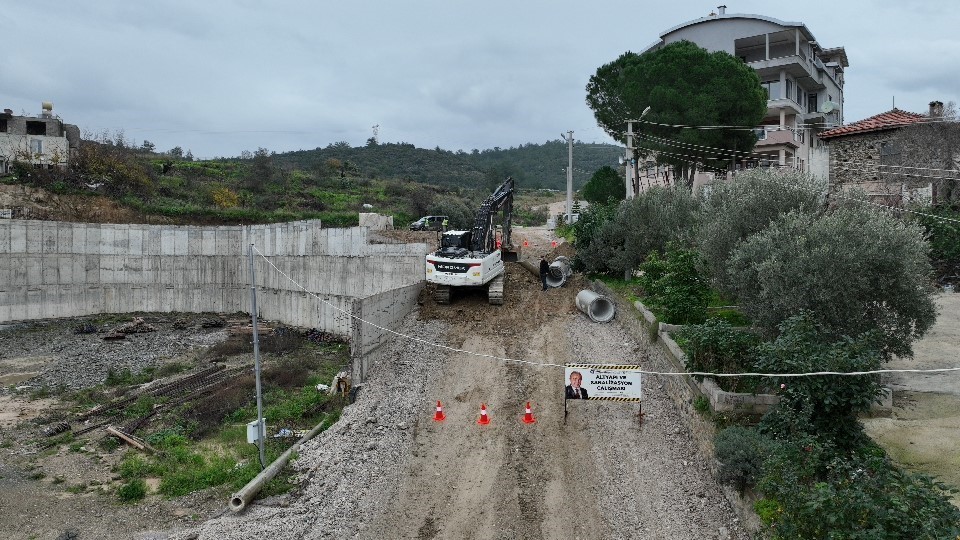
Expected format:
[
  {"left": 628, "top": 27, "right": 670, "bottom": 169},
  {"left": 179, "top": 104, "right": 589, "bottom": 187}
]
[{"left": 0, "top": 219, "right": 431, "bottom": 383}]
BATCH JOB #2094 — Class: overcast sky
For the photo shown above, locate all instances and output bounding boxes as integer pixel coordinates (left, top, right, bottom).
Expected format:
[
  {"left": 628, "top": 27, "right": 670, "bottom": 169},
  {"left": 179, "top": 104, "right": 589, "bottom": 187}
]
[{"left": 2, "top": 1, "right": 957, "bottom": 159}]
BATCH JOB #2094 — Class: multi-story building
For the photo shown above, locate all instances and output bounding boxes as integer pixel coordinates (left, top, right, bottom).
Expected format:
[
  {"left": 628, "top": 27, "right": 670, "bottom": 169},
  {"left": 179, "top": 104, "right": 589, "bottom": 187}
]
[
  {"left": 0, "top": 102, "right": 80, "bottom": 174},
  {"left": 641, "top": 5, "right": 848, "bottom": 179}
]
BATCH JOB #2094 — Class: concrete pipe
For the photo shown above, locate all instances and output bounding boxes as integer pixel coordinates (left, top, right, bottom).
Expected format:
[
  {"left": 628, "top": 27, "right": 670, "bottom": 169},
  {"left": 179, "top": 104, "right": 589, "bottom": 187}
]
[
  {"left": 576, "top": 290, "right": 616, "bottom": 323},
  {"left": 545, "top": 256, "right": 572, "bottom": 288},
  {"left": 229, "top": 419, "right": 327, "bottom": 513}
]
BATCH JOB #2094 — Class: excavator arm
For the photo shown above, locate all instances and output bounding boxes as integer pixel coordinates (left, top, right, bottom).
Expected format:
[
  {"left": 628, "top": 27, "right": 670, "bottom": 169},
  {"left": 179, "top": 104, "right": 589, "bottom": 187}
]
[{"left": 470, "top": 177, "right": 514, "bottom": 253}]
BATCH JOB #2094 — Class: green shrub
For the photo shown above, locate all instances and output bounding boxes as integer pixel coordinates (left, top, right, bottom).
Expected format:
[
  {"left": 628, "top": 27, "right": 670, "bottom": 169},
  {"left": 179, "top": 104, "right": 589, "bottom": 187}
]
[
  {"left": 637, "top": 247, "right": 710, "bottom": 325},
  {"left": 574, "top": 187, "right": 700, "bottom": 277},
  {"left": 674, "top": 319, "right": 761, "bottom": 393},
  {"left": 756, "top": 313, "right": 884, "bottom": 445},
  {"left": 117, "top": 479, "right": 147, "bottom": 503},
  {"left": 693, "top": 395, "right": 710, "bottom": 415},
  {"left": 916, "top": 206, "right": 960, "bottom": 262},
  {"left": 758, "top": 439, "right": 960, "bottom": 539},
  {"left": 715, "top": 426, "right": 770, "bottom": 493},
  {"left": 695, "top": 169, "right": 824, "bottom": 291}
]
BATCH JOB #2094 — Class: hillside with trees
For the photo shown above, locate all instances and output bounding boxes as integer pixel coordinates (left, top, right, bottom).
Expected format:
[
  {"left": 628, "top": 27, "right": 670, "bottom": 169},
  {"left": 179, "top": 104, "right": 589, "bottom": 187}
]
[{"left": 2, "top": 133, "right": 613, "bottom": 228}]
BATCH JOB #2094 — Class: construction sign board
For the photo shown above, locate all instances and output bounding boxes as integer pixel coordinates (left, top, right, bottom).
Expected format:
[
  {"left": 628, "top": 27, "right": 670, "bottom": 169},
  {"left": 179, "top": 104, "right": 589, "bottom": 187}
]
[{"left": 564, "top": 364, "right": 642, "bottom": 401}]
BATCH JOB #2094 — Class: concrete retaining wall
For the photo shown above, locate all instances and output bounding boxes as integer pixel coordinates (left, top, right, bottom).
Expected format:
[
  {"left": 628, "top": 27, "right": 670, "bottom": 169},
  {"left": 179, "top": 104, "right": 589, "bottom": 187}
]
[{"left": 0, "top": 220, "right": 431, "bottom": 365}]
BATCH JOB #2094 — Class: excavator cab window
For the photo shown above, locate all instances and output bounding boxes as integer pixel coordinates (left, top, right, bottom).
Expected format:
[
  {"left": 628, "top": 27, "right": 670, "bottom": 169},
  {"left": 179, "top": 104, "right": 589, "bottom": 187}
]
[{"left": 441, "top": 231, "right": 471, "bottom": 249}]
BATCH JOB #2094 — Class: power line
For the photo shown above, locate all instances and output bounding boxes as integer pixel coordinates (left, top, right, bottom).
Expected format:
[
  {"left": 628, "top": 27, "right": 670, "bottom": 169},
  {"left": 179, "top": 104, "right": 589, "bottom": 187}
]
[{"left": 251, "top": 246, "right": 960, "bottom": 379}]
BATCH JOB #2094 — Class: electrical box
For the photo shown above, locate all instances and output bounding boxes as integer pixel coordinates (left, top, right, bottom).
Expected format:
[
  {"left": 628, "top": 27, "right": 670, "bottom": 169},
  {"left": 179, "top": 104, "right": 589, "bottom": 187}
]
[{"left": 246, "top": 418, "right": 266, "bottom": 444}]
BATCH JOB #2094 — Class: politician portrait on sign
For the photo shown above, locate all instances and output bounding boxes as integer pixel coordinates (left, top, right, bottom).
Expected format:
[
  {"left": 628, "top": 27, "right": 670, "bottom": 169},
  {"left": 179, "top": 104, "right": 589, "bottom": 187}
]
[{"left": 565, "top": 370, "right": 588, "bottom": 399}]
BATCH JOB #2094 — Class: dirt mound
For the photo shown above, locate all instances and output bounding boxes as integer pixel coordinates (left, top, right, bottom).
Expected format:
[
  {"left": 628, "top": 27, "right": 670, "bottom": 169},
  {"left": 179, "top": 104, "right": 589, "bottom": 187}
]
[
  {"left": 417, "top": 261, "right": 591, "bottom": 351},
  {"left": 0, "top": 184, "right": 172, "bottom": 224}
]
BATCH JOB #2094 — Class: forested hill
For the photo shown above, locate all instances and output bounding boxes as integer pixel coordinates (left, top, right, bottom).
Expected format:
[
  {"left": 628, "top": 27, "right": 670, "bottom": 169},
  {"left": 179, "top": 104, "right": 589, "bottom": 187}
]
[{"left": 274, "top": 140, "right": 623, "bottom": 191}]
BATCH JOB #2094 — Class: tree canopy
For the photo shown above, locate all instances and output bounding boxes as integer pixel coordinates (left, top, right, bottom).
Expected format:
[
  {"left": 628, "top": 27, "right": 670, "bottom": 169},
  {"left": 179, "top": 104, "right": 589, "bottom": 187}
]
[
  {"left": 581, "top": 165, "right": 625, "bottom": 204},
  {"left": 726, "top": 206, "right": 937, "bottom": 358},
  {"left": 586, "top": 41, "right": 768, "bottom": 185}
]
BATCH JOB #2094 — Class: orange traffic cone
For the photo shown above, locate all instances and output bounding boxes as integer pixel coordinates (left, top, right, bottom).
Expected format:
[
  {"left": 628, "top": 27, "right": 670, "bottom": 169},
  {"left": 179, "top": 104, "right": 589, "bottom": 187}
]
[
  {"left": 433, "top": 400, "right": 446, "bottom": 422},
  {"left": 477, "top": 403, "right": 491, "bottom": 425},
  {"left": 522, "top": 402, "right": 536, "bottom": 424}
]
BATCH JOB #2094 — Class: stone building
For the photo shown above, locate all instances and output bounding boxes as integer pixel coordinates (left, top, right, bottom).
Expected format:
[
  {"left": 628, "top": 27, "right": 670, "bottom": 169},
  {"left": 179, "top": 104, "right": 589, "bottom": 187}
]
[
  {"left": 0, "top": 102, "right": 81, "bottom": 174},
  {"left": 819, "top": 101, "right": 959, "bottom": 206}
]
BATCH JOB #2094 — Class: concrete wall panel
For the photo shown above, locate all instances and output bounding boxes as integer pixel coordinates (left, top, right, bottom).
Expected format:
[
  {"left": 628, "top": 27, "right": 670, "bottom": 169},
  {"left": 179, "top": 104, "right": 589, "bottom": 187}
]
[{"left": 0, "top": 220, "right": 430, "bottom": 360}]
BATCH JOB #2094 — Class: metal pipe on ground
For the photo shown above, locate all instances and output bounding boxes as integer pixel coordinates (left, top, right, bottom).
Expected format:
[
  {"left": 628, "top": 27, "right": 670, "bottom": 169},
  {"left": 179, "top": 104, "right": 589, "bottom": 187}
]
[
  {"left": 229, "top": 418, "right": 327, "bottom": 513},
  {"left": 576, "top": 290, "right": 616, "bottom": 323}
]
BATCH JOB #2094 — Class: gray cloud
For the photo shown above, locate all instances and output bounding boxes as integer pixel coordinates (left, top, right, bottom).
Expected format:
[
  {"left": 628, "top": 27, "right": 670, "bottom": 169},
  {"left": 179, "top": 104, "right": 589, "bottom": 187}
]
[{"left": 2, "top": 1, "right": 957, "bottom": 158}]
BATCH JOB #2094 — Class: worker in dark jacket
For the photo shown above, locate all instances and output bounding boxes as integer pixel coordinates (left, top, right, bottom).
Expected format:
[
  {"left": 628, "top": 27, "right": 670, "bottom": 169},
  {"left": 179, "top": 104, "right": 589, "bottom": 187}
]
[{"left": 539, "top": 256, "right": 550, "bottom": 291}]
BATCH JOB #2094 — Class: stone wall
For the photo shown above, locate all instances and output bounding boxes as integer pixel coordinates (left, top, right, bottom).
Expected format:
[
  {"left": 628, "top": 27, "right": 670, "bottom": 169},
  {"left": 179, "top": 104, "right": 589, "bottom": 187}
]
[{"left": 828, "top": 129, "right": 933, "bottom": 204}]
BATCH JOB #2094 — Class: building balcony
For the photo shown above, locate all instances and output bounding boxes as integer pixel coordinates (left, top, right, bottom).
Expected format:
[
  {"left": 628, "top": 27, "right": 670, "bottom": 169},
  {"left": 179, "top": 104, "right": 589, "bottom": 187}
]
[
  {"left": 755, "top": 129, "right": 800, "bottom": 149},
  {"left": 766, "top": 98, "right": 803, "bottom": 116},
  {"left": 747, "top": 54, "right": 830, "bottom": 90}
]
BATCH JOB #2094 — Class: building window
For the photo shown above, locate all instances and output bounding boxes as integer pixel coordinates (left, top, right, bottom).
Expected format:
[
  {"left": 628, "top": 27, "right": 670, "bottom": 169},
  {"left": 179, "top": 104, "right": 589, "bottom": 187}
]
[
  {"left": 30, "top": 139, "right": 42, "bottom": 154},
  {"left": 786, "top": 79, "right": 794, "bottom": 102},
  {"left": 808, "top": 93, "right": 818, "bottom": 113},
  {"left": 26, "top": 121, "right": 46, "bottom": 136},
  {"left": 761, "top": 80, "right": 782, "bottom": 100}
]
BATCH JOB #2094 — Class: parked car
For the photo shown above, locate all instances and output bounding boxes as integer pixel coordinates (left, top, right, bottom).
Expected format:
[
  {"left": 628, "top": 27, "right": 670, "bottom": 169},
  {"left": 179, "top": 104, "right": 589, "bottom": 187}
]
[{"left": 409, "top": 215, "right": 448, "bottom": 231}]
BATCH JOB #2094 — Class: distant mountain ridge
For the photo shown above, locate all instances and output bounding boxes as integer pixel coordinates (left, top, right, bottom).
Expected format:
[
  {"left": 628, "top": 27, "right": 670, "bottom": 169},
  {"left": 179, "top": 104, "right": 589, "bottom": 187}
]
[{"left": 275, "top": 140, "right": 623, "bottom": 191}]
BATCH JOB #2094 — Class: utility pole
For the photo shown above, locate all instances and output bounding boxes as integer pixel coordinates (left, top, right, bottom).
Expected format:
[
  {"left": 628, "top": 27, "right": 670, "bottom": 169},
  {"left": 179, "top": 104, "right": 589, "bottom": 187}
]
[
  {"left": 247, "top": 243, "right": 266, "bottom": 470},
  {"left": 626, "top": 107, "right": 652, "bottom": 198},
  {"left": 625, "top": 123, "right": 635, "bottom": 199},
  {"left": 564, "top": 131, "right": 574, "bottom": 223}
]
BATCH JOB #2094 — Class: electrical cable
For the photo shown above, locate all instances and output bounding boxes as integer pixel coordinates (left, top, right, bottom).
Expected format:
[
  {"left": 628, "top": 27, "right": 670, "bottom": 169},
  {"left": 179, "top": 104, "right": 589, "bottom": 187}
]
[
  {"left": 251, "top": 246, "right": 960, "bottom": 379},
  {"left": 641, "top": 132, "right": 960, "bottom": 182}
]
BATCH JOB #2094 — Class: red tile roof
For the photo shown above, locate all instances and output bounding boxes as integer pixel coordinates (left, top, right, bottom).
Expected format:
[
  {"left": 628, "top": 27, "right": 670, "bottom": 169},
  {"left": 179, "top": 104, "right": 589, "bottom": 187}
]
[{"left": 819, "top": 108, "right": 927, "bottom": 139}]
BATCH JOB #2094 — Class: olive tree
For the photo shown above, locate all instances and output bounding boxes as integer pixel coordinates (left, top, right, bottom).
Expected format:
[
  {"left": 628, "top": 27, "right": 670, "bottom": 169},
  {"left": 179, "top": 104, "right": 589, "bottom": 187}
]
[
  {"left": 726, "top": 205, "right": 937, "bottom": 357},
  {"left": 574, "top": 186, "right": 700, "bottom": 276},
  {"left": 696, "top": 169, "right": 825, "bottom": 291}
]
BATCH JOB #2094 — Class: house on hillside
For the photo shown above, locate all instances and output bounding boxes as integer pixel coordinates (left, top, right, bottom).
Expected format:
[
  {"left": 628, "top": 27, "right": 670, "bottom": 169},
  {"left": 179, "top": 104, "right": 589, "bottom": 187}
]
[
  {"left": 0, "top": 102, "right": 81, "bottom": 174},
  {"left": 641, "top": 5, "right": 848, "bottom": 179},
  {"left": 819, "top": 101, "right": 960, "bottom": 206}
]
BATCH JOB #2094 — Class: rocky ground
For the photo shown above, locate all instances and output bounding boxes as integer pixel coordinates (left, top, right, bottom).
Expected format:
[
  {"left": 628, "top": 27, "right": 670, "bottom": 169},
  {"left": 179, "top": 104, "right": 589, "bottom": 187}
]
[{"left": 0, "top": 314, "right": 239, "bottom": 540}]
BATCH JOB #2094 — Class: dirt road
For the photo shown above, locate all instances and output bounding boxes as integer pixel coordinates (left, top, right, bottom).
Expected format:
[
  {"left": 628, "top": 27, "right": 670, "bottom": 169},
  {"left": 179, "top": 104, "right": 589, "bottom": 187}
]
[{"left": 186, "top": 232, "right": 747, "bottom": 539}]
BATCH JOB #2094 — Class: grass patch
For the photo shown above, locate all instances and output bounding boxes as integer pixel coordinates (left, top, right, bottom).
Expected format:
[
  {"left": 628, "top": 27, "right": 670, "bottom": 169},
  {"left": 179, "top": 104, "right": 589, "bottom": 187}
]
[
  {"left": 106, "top": 367, "right": 155, "bottom": 387},
  {"left": 117, "top": 479, "right": 147, "bottom": 502},
  {"left": 106, "top": 333, "right": 349, "bottom": 502}
]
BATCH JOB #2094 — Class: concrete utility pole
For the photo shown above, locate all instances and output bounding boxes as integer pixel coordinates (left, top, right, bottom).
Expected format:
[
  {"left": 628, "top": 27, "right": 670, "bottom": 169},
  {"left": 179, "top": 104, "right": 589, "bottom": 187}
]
[
  {"left": 625, "top": 106, "right": 652, "bottom": 198},
  {"left": 626, "top": 122, "right": 636, "bottom": 198},
  {"left": 564, "top": 131, "right": 574, "bottom": 223},
  {"left": 247, "top": 243, "right": 266, "bottom": 470}
]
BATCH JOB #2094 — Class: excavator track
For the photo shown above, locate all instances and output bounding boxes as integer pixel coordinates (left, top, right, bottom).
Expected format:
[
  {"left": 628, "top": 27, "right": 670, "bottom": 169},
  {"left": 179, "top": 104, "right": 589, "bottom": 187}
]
[
  {"left": 488, "top": 273, "right": 505, "bottom": 305},
  {"left": 434, "top": 285, "right": 451, "bottom": 304}
]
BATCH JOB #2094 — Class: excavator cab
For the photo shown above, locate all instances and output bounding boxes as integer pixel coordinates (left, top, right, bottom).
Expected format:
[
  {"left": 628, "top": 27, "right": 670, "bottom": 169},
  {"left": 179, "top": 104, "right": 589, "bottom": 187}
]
[{"left": 438, "top": 230, "right": 471, "bottom": 258}]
